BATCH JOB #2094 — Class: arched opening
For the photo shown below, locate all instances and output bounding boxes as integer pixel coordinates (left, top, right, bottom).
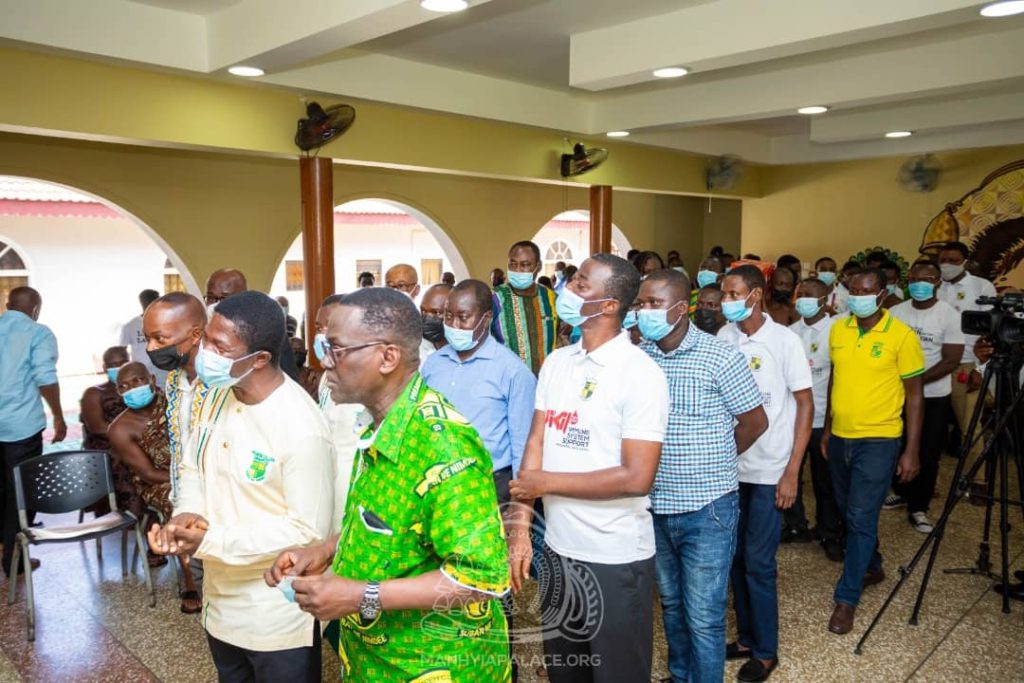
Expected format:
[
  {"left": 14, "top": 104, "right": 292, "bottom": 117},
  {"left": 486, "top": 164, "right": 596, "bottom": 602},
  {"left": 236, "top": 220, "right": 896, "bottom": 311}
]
[
  {"left": 532, "top": 210, "right": 632, "bottom": 277},
  {"left": 0, "top": 237, "right": 30, "bottom": 303},
  {"left": 270, "top": 198, "right": 467, "bottom": 327}
]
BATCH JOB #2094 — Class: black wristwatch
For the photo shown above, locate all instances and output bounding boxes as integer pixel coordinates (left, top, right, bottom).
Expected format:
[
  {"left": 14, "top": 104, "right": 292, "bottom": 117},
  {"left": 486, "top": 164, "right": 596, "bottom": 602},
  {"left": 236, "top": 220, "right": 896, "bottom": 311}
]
[{"left": 359, "top": 581, "right": 382, "bottom": 622}]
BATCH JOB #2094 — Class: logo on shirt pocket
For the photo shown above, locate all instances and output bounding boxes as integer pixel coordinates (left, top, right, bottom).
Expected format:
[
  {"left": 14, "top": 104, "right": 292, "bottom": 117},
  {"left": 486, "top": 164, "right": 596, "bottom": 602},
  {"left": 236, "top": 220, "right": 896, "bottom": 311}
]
[
  {"left": 245, "top": 450, "right": 275, "bottom": 483},
  {"left": 870, "top": 342, "right": 884, "bottom": 359},
  {"left": 748, "top": 355, "right": 763, "bottom": 371},
  {"left": 580, "top": 378, "right": 597, "bottom": 400}
]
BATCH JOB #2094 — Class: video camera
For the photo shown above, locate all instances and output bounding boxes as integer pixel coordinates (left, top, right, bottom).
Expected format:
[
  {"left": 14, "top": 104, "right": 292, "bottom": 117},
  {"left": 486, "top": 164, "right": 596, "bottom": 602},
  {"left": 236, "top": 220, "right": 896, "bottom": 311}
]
[{"left": 961, "top": 293, "right": 1024, "bottom": 344}]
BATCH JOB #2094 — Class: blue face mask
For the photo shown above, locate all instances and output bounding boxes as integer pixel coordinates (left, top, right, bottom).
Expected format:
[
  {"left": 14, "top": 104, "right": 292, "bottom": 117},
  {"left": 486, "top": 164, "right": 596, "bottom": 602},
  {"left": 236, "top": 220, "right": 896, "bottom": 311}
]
[
  {"left": 313, "top": 333, "right": 327, "bottom": 362},
  {"left": 848, "top": 293, "right": 881, "bottom": 318},
  {"left": 106, "top": 368, "right": 120, "bottom": 383},
  {"left": 907, "top": 281, "right": 935, "bottom": 302},
  {"left": 623, "top": 310, "right": 638, "bottom": 329},
  {"left": 721, "top": 294, "right": 754, "bottom": 323},
  {"left": 638, "top": 302, "right": 684, "bottom": 341},
  {"left": 696, "top": 270, "right": 719, "bottom": 288},
  {"left": 817, "top": 271, "right": 837, "bottom": 286},
  {"left": 195, "top": 344, "right": 258, "bottom": 389},
  {"left": 507, "top": 271, "right": 536, "bottom": 290},
  {"left": 886, "top": 283, "right": 899, "bottom": 295},
  {"left": 555, "top": 288, "right": 613, "bottom": 328},
  {"left": 121, "top": 384, "right": 155, "bottom": 410},
  {"left": 795, "top": 297, "right": 823, "bottom": 319},
  {"left": 443, "top": 316, "right": 487, "bottom": 352}
]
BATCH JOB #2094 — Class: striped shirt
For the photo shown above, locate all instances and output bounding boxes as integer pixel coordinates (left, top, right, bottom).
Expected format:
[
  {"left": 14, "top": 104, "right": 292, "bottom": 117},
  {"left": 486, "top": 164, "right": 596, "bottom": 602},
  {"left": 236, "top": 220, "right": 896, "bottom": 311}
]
[{"left": 493, "top": 283, "right": 558, "bottom": 375}]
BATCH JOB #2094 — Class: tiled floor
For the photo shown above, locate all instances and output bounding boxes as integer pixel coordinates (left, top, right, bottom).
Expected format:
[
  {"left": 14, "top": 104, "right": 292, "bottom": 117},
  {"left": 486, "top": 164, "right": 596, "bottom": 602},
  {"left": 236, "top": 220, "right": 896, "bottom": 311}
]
[{"left": 1, "top": 456, "right": 1022, "bottom": 683}]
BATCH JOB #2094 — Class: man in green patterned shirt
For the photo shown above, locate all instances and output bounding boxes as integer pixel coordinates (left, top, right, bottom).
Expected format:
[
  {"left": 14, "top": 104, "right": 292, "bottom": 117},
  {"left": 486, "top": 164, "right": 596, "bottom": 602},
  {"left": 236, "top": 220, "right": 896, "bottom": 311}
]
[
  {"left": 494, "top": 241, "right": 559, "bottom": 376},
  {"left": 266, "top": 287, "right": 511, "bottom": 683}
]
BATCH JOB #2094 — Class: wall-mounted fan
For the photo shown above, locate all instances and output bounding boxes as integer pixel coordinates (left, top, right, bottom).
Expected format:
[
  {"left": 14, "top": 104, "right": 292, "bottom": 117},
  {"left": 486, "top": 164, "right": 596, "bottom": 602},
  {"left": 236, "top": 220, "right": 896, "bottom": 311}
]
[
  {"left": 295, "top": 102, "right": 355, "bottom": 154},
  {"left": 706, "top": 154, "right": 744, "bottom": 191},
  {"left": 560, "top": 142, "right": 608, "bottom": 177},
  {"left": 898, "top": 154, "right": 941, "bottom": 193}
]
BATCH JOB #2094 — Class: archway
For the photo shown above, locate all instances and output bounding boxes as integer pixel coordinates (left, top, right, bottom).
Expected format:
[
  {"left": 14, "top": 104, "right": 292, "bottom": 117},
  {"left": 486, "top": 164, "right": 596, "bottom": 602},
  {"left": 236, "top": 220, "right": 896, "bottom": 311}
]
[
  {"left": 531, "top": 210, "right": 632, "bottom": 277},
  {"left": 270, "top": 198, "right": 466, "bottom": 328}
]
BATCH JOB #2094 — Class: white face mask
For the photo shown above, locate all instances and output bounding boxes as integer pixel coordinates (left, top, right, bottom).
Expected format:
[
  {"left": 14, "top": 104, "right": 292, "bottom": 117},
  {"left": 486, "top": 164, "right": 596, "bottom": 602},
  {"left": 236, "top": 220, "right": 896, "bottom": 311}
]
[{"left": 940, "top": 263, "right": 965, "bottom": 282}]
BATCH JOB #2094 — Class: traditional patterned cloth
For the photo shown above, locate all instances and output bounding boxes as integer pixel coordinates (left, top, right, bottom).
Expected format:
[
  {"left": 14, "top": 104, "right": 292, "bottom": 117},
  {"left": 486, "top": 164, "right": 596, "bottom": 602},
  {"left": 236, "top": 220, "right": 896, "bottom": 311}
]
[
  {"left": 331, "top": 374, "right": 511, "bottom": 683},
  {"left": 82, "top": 382, "right": 139, "bottom": 517},
  {"left": 493, "top": 283, "right": 558, "bottom": 375},
  {"left": 81, "top": 381, "right": 125, "bottom": 452},
  {"left": 164, "top": 367, "right": 210, "bottom": 500},
  {"left": 132, "top": 391, "right": 173, "bottom": 520}
]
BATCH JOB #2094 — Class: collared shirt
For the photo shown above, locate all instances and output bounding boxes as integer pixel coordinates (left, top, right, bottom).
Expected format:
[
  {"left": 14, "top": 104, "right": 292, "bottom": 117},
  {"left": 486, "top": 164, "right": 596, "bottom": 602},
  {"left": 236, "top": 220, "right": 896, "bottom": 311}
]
[
  {"left": 0, "top": 310, "right": 58, "bottom": 442},
  {"left": 536, "top": 331, "right": 669, "bottom": 564},
  {"left": 164, "top": 367, "right": 210, "bottom": 501},
  {"left": 937, "top": 273, "right": 996, "bottom": 363},
  {"left": 332, "top": 374, "right": 510, "bottom": 682},
  {"left": 418, "top": 337, "right": 436, "bottom": 369},
  {"left": 422, "top": 335, "right": 537, "bottom": 474},
  {"left": 642, "top": 325, "right": 763, "bottom": 514},
  {"left": 175, "top": 378, "right": 335, "bottom": 652},
  {"left": 891, "top": 300, "right": 964, "bottom": 398},
  {"left": 493, "top": 283, "right": 559, "bottom": 375},
  {"left": 317, "top": 373, "right": 367, "bottom": 530},
  {"left": 719, "top": 315, "right": 813, "bottom": 484},
  {"left": 829, "top": 311, "right": 925, "bottom": 439},
  {"left": 790, "top": 315, "right": 836, "bottom": 429}
]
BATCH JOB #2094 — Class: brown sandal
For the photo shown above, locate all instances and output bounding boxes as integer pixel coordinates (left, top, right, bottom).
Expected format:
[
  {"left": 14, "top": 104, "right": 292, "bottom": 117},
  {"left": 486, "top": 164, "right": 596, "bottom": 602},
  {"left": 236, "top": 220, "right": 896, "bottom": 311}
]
[{"left": 180, "top": 590, "right": 202, "bottom": 614}]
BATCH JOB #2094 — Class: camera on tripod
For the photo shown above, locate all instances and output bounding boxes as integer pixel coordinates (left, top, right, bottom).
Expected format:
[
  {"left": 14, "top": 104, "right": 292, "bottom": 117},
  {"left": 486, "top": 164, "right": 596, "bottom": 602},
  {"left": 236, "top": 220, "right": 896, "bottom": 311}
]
[{"left": 961, "top": 293, "right": 1024, "bottom": 345}]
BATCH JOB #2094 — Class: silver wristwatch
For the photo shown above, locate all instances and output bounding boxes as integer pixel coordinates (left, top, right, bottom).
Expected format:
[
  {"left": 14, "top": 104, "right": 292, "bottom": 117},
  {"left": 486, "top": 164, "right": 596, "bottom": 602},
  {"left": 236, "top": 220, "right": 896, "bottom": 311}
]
[{"left": 359, "top": 581, "right": 382, "bottom": 623}]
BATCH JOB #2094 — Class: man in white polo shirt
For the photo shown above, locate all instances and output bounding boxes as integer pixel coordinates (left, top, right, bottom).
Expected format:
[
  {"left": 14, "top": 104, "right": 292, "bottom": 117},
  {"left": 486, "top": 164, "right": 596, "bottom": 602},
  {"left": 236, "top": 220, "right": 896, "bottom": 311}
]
[
  {"left": 718, "top": 265, "right": 813, "bottom": 683},
  {"left": 509, "top": 253, "right": 669, "bottom": 683},
  {"left": 891, "top": 260, "right": 964, "bottom": 534}
]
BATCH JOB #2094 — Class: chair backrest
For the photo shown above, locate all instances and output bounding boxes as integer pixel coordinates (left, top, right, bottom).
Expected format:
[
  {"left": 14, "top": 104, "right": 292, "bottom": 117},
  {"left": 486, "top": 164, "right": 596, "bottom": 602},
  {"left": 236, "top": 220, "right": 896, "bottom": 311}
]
[{"left": 11, "top": 450, "right": 117, "bottom": 522}]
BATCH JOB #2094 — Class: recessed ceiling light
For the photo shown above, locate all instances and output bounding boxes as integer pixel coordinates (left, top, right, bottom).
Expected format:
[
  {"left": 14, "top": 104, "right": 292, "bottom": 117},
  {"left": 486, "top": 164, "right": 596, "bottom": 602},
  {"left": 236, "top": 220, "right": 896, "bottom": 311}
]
[
  {"left": 885, "top": 131, "right": 913, "bottom": 139},
  {"left": 797, "top": 105, "right": 829, "bottom": 115},
  {"left": 606, "top": 131, "right": 630, "bottom": 138},
  {"left": 420, "top": 0, "right": 469, "bottom": 12},
  {"left": 980, "top": 1, "right": 1024, "bottom": 17},
  {"left": 652, "top": 67, "right": 689, "bottom": 78},
  {"left": 228, "top": 65, "right": 264, "bottom": 77}
]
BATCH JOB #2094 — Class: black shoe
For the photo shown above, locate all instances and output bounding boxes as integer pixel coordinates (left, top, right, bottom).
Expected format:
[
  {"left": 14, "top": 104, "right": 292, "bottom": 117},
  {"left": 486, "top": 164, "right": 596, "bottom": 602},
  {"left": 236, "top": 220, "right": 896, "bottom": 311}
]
[
  {"left": 821, "top": 538, "right": 844, "bottom": 563},
  {"left": 737, "top": 658, "right": 778, "bottom": 682},
  {"left": 780, "top": 527, "right": 813, "bottom": 544},
  {"left": 993, "top": 582, "right": 1024, "bottom": 602},
  {"left": 726, "top": 641, "right": 753, "bottom": 660}
]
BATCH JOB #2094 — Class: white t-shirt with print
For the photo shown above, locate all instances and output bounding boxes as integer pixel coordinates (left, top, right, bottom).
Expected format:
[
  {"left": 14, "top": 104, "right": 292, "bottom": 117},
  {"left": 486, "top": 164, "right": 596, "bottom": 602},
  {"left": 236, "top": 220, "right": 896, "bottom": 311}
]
[
  {"left": 536, "top": 331, "right": 669, "bottom": 565},
  {"left": 789, "top": 315, "right": 835, "bottom": 429},
  {"left": 719, "top": 315, "right": 813, "bottom": 485},
  {"left": 890, "top": 300, "right": 965, "bottom": 398},
  {"left": 937, "top": 273, "right": 996, "bottom": 364}
]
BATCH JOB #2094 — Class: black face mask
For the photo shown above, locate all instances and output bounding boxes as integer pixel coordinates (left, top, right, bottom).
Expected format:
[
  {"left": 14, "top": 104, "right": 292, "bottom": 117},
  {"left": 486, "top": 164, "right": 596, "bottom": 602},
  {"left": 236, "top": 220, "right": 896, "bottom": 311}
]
[
  {"left": 294, "top": 351, "right": 307, "bottom": 369},
  {"left": 422, "top": 314, "right": 446, "bottom": 344},
  {"left": 771, "top": 289, "right": 794, "bottom": 303},
  {"left": 146, "top": 336, "right": 196, "bottom": 372},
  {"left": 693, "top": 309, "right": 722, "bottom": 333}
]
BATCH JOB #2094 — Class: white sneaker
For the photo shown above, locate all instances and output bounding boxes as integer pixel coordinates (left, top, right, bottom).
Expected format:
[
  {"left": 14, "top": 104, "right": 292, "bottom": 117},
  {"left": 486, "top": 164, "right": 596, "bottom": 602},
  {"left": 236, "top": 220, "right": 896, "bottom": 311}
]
[
  {"left": 910, "top": 512, "right": 933, "bottom": 534},
  {"left": 882, "top": 494, "right": 906, "bottom": 510}
]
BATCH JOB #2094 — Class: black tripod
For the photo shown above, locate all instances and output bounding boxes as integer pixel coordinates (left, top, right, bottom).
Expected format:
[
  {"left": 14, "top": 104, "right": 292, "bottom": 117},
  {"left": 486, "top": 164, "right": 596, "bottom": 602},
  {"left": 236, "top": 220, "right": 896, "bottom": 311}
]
[{"left": 856, "top": 350, "right": 1024, "bottom": 654}]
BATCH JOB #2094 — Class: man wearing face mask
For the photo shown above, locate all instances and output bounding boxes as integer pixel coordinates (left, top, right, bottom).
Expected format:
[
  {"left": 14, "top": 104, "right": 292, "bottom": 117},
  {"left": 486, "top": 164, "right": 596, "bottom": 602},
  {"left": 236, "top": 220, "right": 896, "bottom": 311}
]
[
  {"left": 814, "top": 257, "right": 844, "bottom": 314},
  {"left": 418, "top": 283, "right": 451, "bottom": 364},
  {"left": 765, "top": 265, "right": 800, "bottom": 326},
  {"left": 693, "top": 283, "right": 727, "bottom": 335},
  {"left": 717, "top": 265, "right": 813, "bottom": 682},
  {"left": 494, "top": 241, "right": 559, "bottom": 375},
  {"left": 509, "top": 254, "right": 669, "bottom": 683},
  {"left": 149, "top": 291, "right": 334, "bottom": 681},
  {"left": 786, "top": 279, "right": 843, "bottom": 561},
  {"left": 80, "top": 346, "right": 129, "bottom": 456},
  {"left": 823, "top": 268, "right": 924, "bottom": 635},
  {"left": 889, "top": 261, "right": 963, "bottom": 534},
  {"left": 692, "top": 256, "right": 725, "bottom": 315},
  {"left": 384, "top": 263, "right": 421, "bottom": 300},
  {"left": 635, "top": 269, "right": 768, "bottom": 683}
]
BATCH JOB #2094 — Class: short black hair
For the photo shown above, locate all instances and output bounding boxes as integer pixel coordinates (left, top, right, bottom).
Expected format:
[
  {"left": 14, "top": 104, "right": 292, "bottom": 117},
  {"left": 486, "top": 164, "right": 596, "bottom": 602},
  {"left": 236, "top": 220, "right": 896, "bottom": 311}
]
[
  {"left": 337, "top": 287, "right": 422, "bottom": 363},
  {"left": 743, "top": 253, "right": 762, "bottom": 260},
  {"left": 215, "top": 291, "right": 286, "bottom": 366},
  {"left": 880, "top": 260, "right": 900, "bottom": 274},
  {"left": 139, "top": 289, "right": 160, "bottom": 308},
  {"left": 537, "top": 276, "right": 553, "bottom": 288},
  {"left": 941, "top": 241, "right": 970, "bottom": 259},
  {"left": 589, "top": 253, "right": 641, "bottom": 322},
  {"left": 866, "top": 250, "right": 888, "bottom": 265},
  {"left": 853, "top": 267, "right": 887, "bottom": 292},
  {"left": 644, "top": 268, "right": 690, "bottom": 300},
  {"left": 633, "top": 251, "right": 665, "bottom": 271},
  {"left": 626, "top": 249, "right": 640, "bottom": 260},
  {"left": 815, "top": 256, "right": 836, "bottom": 269},
  {"left": 564, "top": 265, "right": 578, "bottom": 279},
  {"left": 451, "top": 279, "right": 494, "bottom": 316},
  {"left": 727, "top": 264, "right": 766, "bottom": 291},
  {"left": 841, "top": 260, "right": 861, "bottom": 273},
  {"left": 799, "top": 277, "right": 829, "bottom": 296},
  {"left": 709, "top": 245, "right": 725, "bottom": 258},
  {"left": 699, "top": 282, "right": 722, "bottom": 292},
  {"left": 509, "top": 240, "right": 541, "bottom": 263},
  {"left": 911, "top": 260, "right": 941, "bottom": 277},
  {"left": 321, "top": 293, "right": 345, "bottom": 308},
  {"left": 777, "top": 254, "right": 800, "bottom": 270}
]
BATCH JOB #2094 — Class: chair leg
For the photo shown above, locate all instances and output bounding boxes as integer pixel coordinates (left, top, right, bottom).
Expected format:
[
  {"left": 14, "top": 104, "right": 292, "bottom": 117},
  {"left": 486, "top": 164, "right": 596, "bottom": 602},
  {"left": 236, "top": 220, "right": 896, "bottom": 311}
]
[
  {"left": 7, "top": 536, "right": 21, "bottom": 606},
  {"left": 21, "top": 539, "right": 35, "bottom": 641},
  {"left": 121, "top": 529, "right": 129, "bottom": 578},
  {"left": 133, "top": 513, "right": 150, "bottom": 575},
  {"left": 96, "top": 536, "right": 103, "bottom": 561},
  {"left": 78, "top": 509, "right": 84, "bottom": 523},
  {"left": 135, "top": 523, "right": 155, "bottom": 608}
]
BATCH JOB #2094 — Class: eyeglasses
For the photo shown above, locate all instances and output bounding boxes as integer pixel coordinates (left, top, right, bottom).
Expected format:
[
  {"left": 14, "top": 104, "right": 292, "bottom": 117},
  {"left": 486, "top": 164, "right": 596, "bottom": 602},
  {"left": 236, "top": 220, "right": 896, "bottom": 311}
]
[{"left": 317, "top": 338, "right": 386, "bottom": 368}]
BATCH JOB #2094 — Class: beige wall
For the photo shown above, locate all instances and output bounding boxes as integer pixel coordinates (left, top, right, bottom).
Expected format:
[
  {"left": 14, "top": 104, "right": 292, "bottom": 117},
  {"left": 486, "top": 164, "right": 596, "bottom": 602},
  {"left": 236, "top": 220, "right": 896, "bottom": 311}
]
[
  {"left": 742, "top": 145, "right": 1024, "bottom": 265},
  {"left": 0, "top": 133, "right": 728, "bottom": 292}
]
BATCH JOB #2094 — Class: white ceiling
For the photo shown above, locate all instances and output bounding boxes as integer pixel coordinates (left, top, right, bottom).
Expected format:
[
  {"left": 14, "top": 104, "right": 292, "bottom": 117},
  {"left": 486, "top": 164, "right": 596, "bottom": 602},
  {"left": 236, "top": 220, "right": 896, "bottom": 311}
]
[{"left": 4, "top": 0, "right": 1024, "bottom": 164}]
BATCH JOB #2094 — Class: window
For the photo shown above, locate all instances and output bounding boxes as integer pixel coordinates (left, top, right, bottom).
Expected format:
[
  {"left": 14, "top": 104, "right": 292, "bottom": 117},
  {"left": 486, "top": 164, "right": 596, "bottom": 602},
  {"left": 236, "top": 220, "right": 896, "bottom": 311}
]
[
  {"left": 285, "top": 260, "right": 305, "bottom": 291},
  {"left": 420, "top": 258, "right": 442, "bottom": 286},
  {"left": 542, "top": 240, "right": 574, "bottom": 278},
  {"left": 356, "top": 259, "right": 382, "bottom": 287},
  {"left": 162, "top": 257, "right": 185, "bottom": 294},
  {"left": 0, "top": 239, "right": 29, "bottom": 308}
]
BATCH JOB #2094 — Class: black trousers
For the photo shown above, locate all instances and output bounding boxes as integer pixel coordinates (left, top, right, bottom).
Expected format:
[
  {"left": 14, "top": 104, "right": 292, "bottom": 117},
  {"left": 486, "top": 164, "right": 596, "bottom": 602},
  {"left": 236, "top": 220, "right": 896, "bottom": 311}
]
[
  {"left": 1, "top": 431, "right": 42, "bottom": 575},
  {"left": 540, "top": 544, "right": 655, "bottom": 683},
  {"left": 783, "top": 428, "right": 843, "bottom": 541},
  {"left": 894, "top": 396, "right": 950, "bottom": 514},
  {"left": 207, "top": 623, "right": 321, "bottom": 683}
]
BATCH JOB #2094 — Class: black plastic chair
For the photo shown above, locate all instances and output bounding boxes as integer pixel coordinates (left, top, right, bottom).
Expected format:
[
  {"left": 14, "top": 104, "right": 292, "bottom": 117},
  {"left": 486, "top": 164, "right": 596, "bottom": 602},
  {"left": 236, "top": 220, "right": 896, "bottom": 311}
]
[{"left": 6, "top": 450, "right": 155, "bottom": 641}]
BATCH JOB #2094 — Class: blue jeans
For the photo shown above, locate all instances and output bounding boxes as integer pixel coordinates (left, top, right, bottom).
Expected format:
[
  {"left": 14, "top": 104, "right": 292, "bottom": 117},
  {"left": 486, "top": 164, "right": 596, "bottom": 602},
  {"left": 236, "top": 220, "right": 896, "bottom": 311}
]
[
  {"left": 731, "top": 483, "right": 781, "bottom": 662},
  {"left": 827, "top": 436, "right": 900, "bottom": 607},
  {"left": 654, "top": 491, "right": 739, "bottom": 683}
]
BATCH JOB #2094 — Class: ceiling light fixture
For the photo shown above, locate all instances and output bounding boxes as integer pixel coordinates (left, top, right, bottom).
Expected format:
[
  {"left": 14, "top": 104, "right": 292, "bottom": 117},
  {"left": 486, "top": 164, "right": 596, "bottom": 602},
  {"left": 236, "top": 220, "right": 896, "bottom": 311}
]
[
  {"left": 652, "top": 67, "right": 689, "bottom": 78},
  {"left": 420, "top": 0, "right": 469, "bottom": 12},
  {"left": 228, "top": 65, "right": 264, "bottom": 77},
  {"left": 606, "top": 131, "right": 630, "bottom": 138},
  {"left": 980, "top": 1, "right": 1024, "bottom": 17},
  {"left": 797, "top": 105, "right": 829, "bottom": 115},
  {"left": 885, "top": 130, "right": 913, "bottom": 139}
]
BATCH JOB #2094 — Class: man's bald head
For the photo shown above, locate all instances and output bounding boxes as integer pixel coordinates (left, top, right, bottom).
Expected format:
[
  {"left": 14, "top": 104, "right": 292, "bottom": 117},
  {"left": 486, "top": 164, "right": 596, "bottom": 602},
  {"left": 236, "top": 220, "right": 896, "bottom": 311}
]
[
  {"left": 420, "top": 284, "right": 452, "bottom": 318},
  {"left": 146, "top": 292, "right": 206, "bottom": 327},
  {"left": 116, "top": 361, "right": 152, "bottom": 385},
  {"left": 7, "top": 286, "right": 41, "bottom": 318},
  {"left": 385, "top": 264, "right": 420, "bottom": 298},
  {"left": 206, "top": 268, "right": 248, "bottom": 305}
]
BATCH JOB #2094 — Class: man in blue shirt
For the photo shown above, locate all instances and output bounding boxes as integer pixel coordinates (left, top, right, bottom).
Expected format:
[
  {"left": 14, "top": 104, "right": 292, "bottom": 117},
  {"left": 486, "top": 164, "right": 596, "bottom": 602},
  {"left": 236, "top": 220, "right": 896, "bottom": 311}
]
[
  {"left": 635, "top": 269, "right": 768, "bottom": 683},
  {"left": 1, "top": 287, "right": 66, "bottom": 576}
]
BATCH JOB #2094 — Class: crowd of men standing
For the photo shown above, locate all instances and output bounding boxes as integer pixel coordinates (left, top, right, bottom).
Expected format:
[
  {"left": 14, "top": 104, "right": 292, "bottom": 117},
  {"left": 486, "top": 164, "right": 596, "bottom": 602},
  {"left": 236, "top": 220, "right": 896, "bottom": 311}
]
[{"left": 0, "top": 237, "right": 1002, "bottom": 683}]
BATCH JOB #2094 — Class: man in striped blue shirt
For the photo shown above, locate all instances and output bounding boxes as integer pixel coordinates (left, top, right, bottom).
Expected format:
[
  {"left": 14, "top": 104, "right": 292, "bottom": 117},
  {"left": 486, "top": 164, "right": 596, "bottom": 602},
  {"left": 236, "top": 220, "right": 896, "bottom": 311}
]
[{"left": 636, "top": 270, "right": 767, "bottom": 683}]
